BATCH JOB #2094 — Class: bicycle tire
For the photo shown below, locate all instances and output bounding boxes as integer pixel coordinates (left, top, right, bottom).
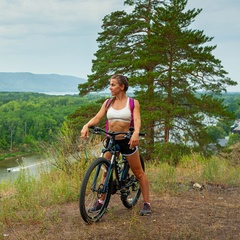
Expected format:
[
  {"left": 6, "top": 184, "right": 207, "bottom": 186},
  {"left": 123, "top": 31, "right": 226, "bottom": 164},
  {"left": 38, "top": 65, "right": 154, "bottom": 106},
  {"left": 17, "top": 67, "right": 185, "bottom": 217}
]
[
  {"left": 79, "top": 157, "right": 113, "bottom": 223},
  {"left": 121, "top": 155, "right": 145, "bottom": 209}
]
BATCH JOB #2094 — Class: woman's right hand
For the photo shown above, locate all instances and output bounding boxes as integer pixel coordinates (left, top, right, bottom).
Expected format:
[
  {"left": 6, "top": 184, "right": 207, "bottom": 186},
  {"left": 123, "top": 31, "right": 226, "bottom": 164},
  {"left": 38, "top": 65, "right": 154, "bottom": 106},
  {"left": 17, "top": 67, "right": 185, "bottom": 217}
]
[
  {"left": 80, "top": 102, "right": 106, "bottom": 140},
  {"left": 81, "top": 125, "right": 89, "bottom": 140}
]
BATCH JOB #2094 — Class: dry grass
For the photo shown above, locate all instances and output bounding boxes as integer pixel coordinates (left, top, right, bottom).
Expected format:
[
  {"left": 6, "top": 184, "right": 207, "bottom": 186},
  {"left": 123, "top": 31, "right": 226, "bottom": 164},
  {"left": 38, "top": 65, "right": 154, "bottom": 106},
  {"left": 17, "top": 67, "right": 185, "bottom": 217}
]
[{"left": 1, "top": 152, "right": 240, "bottom": 239}]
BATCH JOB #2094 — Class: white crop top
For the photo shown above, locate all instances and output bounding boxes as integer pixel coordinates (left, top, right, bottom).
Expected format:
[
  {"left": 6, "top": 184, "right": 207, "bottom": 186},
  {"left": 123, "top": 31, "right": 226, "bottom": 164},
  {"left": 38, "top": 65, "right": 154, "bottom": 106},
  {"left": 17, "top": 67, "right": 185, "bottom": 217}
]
[{"left": 107, "top": 98, "right": 132, "bottom": 123}]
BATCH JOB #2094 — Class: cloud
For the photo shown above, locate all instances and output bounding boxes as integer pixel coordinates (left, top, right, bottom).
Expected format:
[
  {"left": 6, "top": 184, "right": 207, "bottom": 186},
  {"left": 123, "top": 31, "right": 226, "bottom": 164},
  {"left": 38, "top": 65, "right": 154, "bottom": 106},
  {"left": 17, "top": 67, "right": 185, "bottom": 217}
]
[
  {"left": 0, "top": 0, "right": 125, "bottom": 54},
  {"left": 187, "top": 0, "right": 240, "bottom": 39},
  {"left": 0, "top": 0, "right": 239, "bottom": 85},
  {"left": 0, "top": 0, "right": 125, "bottom": 39},
  {"left": 0, "top": 0, "right": 129, "bottom": 77}
]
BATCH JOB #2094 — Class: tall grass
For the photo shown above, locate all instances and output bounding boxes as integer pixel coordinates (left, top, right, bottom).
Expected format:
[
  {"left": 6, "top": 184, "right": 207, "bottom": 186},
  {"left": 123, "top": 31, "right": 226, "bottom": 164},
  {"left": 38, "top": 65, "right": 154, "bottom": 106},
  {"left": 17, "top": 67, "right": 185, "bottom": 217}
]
[
  {"left": 147, "top": 153, "right": 240, "bottom": 193},
  {"left": 0, "top": 154, "right": 90, "bottom": 236},
  {"left": 1, "top": 147, "right": 240, "bottom": 236},
  {"left": 148, "top": 161, "right": 177, "bottom": 193}
]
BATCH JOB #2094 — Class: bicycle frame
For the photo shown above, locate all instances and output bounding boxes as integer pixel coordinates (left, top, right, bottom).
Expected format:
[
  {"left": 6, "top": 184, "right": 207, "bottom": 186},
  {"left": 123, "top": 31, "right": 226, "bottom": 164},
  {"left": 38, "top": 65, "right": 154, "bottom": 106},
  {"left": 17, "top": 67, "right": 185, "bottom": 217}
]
[
  {"left": 98, "top": 135, "right": 128, "bottom": 194},
  {"left": 79, "top": 126, "right": 145, "bottom": 223}
]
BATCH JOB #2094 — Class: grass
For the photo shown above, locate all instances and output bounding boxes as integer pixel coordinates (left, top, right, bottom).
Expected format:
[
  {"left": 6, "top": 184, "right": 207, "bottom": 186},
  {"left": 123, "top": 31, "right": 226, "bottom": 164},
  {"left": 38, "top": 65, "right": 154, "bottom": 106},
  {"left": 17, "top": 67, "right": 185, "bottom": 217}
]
[
  {"left": 0, "top": 151, "right": 30, "bottom": 161},
  {"left": 178, "top": 154, "right": 240, "bottom": 186},
  {"left": 1, "top": 149, "right": 240, "bottom": 237},
  {"left": 147, "top": 153, "right": 240, "bottom": 194},
  {"left": 0, "top": 156, "right": 89, "bottom": 232}
]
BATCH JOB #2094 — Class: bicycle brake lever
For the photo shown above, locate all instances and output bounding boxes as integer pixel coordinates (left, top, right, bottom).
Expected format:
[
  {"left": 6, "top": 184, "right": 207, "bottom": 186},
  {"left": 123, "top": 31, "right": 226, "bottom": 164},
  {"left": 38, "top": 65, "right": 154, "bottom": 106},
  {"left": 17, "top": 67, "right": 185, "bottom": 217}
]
[
  {"left": 124, "top": 131, "right": 132, "bottom": 140},
  {"left": 90, "top": 126, "right": 101, "bottom": 134}
]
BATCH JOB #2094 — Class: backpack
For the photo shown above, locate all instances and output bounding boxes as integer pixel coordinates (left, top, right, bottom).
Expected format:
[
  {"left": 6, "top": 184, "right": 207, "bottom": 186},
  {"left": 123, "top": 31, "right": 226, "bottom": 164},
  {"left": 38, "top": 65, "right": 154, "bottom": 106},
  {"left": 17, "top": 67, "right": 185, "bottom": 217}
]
[{"left": 105, "top": 97, "right": 135, "bottom": 131}]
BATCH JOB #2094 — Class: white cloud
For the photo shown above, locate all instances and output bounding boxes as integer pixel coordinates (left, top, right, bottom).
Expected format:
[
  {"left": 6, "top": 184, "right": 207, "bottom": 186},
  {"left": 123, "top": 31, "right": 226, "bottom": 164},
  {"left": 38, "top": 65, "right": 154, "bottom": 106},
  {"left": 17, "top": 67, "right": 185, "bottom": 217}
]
[
  {"left": 0, "top": 0, "right": 239, "bottom": 89},
  {"left": 0, "top": 0, "right": 128, "bottom": 77},
  {"left": 0, "top": 0, "right": 125, "bottom": 38}
]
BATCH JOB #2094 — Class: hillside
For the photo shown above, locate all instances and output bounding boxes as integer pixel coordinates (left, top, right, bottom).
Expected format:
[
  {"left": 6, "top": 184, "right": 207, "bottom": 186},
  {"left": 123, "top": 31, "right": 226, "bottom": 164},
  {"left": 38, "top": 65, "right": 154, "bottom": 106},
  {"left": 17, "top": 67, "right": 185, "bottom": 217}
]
[
  {"left": 2, "top": 184, "right": 240, "bottom": 239},
  {"left": 0, "top": 72, "right": 86, "bottom": 93}
]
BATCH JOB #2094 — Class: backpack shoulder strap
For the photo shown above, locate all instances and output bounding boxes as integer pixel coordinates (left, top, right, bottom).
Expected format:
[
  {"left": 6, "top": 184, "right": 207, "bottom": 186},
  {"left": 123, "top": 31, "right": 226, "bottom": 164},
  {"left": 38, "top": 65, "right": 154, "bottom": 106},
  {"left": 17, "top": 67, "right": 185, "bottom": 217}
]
[
  {"left": 105, "top": 98, "right": 113, "bottom": 131},
  {"left": 105, "top": 98, "right": 113, "bottom": 109},
  {"left": 129, "top": 98, "right": 134, "bottom": 112},
  {"left": 129, "top": 98, "right": 135, "bottom": 127}
]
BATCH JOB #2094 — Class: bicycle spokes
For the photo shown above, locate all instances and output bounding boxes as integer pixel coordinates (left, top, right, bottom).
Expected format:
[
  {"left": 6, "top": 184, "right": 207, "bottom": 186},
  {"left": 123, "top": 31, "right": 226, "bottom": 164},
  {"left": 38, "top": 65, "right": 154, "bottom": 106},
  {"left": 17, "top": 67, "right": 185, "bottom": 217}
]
[{"left": 79, "top": 158, "right": 113, "bottom": 223}]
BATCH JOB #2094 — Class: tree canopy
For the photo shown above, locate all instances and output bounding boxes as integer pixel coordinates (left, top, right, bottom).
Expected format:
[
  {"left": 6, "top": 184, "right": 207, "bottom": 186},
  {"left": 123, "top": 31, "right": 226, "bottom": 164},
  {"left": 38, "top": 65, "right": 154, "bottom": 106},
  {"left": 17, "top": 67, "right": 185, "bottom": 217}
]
[
  {"left": 78, "top": 0, "right": 237, "bottom": 159},
  {"left": 0, "top": 92, "right": 101, "bottom": 153}
]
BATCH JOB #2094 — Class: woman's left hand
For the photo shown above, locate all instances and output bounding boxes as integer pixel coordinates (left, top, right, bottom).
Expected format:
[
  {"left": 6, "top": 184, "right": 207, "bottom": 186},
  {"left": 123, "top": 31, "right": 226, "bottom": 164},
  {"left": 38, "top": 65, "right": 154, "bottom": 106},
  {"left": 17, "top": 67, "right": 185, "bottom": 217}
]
[{"left": 129, "top": 132, "right": 139, "bottom": 149}]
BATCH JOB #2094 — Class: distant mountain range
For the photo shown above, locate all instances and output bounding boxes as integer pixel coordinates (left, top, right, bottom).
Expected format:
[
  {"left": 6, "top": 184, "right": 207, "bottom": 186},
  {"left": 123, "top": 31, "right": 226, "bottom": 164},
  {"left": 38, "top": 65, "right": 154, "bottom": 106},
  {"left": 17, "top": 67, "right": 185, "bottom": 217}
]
[{"left": 0, "top": 72, "right": 86, "bottom": 93}]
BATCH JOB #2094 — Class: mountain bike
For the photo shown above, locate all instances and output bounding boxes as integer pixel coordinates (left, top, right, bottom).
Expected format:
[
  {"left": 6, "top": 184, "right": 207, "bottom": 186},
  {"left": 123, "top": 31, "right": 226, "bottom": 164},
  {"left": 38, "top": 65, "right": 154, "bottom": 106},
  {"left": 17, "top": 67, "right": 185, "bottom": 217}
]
[{"left": 79, "top": 126, "right": 145, "bottom": 224}]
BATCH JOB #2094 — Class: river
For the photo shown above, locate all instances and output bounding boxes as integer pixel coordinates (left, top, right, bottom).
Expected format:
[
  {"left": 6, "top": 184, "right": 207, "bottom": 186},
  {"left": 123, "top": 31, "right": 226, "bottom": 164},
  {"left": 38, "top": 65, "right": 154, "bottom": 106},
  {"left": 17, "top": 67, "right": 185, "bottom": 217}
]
[{"left": 0, "top": 154, "right": 50, "bottom": 183}]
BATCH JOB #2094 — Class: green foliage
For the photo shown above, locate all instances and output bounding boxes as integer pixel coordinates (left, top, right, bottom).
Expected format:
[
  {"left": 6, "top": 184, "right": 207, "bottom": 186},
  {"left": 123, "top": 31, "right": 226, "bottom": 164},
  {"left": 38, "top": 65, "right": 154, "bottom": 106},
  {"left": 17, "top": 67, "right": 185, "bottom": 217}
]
[
  {"left": 45, "top": 121, "right": 89, "bottom": 174},
  {"left": 78, "top": 0, "right": 236, "bottom": 160},
  {"left": 147, "top": 152, "right": 240, "bottom": 195},
  {"left": 67, "top": 97, "right": 107, "bottom": 131},
  {"left": 206, "top": 125, "right": 226, "bottom": 141},
  {"left": 0, "top": 92, "right": 103, "bottom": 154},
  {"left": 152, "top": 142, "right": 191, "bottom": 165},
  {"left": 227, "top": 133, "right": 240, "bottom": 147}
]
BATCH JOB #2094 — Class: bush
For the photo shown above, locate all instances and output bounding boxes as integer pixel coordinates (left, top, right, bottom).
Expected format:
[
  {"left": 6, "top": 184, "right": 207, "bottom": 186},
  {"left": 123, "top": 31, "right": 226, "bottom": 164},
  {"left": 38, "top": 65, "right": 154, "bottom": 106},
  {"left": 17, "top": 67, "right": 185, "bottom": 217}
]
[
  {"left": 152, "top": 142, "right": 191, "bottom": 165},
  {"left": 227, "top": 133, "right": 240, "bottom": 147}
]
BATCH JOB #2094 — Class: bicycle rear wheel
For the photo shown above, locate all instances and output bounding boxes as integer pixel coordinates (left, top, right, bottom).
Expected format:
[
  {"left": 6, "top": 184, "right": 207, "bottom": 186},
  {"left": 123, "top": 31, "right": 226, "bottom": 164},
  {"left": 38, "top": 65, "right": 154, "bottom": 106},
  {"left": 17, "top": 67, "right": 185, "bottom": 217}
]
[
  {"left": 121, "top": 155, "right": 145, "bottom": 209},
  {"left": 79, "top": 157, "right": 113, "bottom": 223}
]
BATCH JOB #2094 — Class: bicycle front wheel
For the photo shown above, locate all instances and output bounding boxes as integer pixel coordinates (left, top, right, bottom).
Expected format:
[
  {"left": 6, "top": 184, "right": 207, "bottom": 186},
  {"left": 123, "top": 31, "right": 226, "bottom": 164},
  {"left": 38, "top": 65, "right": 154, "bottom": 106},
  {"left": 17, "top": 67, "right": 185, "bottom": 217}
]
[
  {"left": 79, "top": 157, "right": 113, "bottom": 223},
  {"left": 121, "top": 155, "right": 145, "bottom": 209}
]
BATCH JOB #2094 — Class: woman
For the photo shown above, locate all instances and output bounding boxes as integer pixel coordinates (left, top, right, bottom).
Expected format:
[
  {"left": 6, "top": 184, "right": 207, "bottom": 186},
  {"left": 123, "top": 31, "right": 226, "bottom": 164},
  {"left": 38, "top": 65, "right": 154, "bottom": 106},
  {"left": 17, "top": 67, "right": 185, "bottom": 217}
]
[{"left": 81, "top": 74, "right": 151, "bottom": 216}]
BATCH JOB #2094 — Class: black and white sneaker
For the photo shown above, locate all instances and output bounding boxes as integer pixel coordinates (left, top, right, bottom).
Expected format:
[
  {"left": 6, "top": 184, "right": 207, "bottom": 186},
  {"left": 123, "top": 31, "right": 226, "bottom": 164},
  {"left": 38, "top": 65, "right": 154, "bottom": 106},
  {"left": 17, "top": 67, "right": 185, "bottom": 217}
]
[
  {"left": 88, "top": 201, "right": 103, "bottom": 213},
  {"left": 139, "top": 203, "right": 151, "bottom": 216}
]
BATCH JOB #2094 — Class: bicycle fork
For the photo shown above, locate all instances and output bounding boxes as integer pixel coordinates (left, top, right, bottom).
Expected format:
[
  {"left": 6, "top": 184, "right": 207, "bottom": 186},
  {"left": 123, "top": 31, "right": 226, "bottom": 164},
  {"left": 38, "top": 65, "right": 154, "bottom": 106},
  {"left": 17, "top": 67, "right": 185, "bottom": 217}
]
[{"left": 96, "top": 153, "right": 116, "bottom": 194}]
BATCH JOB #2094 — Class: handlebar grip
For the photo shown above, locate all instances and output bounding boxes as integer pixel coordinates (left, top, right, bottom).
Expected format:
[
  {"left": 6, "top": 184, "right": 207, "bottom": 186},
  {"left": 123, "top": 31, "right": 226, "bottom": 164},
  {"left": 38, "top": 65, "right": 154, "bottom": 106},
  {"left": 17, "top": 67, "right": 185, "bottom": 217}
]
[{"left": 129, "top": 127, "right": 145, "bottom": 136}]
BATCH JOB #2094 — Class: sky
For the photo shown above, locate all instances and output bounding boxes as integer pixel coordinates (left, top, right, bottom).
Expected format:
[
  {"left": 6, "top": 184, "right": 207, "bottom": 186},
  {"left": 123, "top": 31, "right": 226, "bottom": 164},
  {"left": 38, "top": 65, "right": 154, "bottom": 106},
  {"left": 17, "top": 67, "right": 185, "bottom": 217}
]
[{"left": 0, "top": 0, "right": 239, "bottom": 91}]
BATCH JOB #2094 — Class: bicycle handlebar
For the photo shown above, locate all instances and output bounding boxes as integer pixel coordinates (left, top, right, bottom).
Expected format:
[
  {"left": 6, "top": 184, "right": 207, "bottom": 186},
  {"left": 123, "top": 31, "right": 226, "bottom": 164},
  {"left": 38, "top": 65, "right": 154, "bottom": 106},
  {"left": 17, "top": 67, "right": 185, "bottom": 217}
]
[{"left": 89, "top": 126, "right": 145, "bottom": 137}]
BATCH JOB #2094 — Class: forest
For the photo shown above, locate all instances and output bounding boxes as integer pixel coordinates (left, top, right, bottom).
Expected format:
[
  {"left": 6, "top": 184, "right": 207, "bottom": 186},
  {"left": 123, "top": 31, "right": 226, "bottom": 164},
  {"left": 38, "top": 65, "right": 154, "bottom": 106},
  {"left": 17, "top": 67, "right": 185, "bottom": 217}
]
[
  {"left": 0, "top": 92, "right": 103, "bottom": 155},
  {"left": 1, "top": 91, "right": 240, "bottom": 160},
  {"left": 1, "top": 0, "right": 240, "bottom": 162},
  {"left": 1, "top": 1, "right": 240, "bottom": 239}
]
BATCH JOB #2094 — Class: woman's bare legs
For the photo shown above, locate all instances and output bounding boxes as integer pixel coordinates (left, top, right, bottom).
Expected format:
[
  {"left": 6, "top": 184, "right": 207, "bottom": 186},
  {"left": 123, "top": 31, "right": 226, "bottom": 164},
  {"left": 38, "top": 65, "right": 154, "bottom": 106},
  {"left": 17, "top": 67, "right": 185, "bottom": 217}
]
[
  {"left": 125, "top": 150, "right": 150, "bottom": 203},
  {"left": 91, "top": 150, "right": 150, "bottom": 214},
  {"left": 102, "top": 150, "right": 150, "bottom": 203}
]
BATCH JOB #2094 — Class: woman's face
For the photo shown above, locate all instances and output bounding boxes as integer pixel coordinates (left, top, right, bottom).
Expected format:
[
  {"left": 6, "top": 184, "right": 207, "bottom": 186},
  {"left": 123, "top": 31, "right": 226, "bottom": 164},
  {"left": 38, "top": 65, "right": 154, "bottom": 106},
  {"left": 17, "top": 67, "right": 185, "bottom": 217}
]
[{"left": 109, "top": 78, "right": 124, "bottom": 96}]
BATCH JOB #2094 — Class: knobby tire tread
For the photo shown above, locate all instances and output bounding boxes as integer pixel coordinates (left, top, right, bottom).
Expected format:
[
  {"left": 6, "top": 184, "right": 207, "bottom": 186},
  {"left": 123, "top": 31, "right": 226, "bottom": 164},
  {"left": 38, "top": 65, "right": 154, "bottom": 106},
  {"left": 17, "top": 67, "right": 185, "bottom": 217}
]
[{"left": 79, "top": 157, "right": 113, "bottom": 223}]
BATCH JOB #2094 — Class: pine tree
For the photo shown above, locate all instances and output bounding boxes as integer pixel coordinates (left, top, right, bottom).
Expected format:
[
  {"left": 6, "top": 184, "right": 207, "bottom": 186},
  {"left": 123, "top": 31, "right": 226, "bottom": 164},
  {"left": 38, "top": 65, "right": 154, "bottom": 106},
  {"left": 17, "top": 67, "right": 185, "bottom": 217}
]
[{"left": 78, "top": 0, "right": 237, "bottom": 160}]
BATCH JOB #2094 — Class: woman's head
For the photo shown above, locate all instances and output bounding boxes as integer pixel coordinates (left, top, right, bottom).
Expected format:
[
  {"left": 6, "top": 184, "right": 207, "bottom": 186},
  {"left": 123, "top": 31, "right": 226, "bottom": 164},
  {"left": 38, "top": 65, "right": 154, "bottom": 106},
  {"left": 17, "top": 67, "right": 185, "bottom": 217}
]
[{"left": 110, "top": 74, "right": 129, "bottom": 92}]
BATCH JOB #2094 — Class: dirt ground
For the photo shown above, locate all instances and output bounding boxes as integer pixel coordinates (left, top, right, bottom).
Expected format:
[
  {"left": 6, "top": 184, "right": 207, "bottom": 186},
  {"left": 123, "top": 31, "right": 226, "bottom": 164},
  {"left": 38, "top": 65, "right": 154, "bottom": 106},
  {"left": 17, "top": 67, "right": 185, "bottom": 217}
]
[{"left": 3, "top": 183, "right": 240, "bottom": 240}]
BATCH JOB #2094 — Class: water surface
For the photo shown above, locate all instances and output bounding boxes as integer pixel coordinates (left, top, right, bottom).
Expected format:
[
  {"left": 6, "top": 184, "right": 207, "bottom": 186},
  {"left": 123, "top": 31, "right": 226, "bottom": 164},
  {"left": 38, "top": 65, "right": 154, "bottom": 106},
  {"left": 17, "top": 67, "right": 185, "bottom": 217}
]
[{"left": 0, "top": 154, "right": 49, "bottom": 183}]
